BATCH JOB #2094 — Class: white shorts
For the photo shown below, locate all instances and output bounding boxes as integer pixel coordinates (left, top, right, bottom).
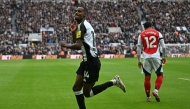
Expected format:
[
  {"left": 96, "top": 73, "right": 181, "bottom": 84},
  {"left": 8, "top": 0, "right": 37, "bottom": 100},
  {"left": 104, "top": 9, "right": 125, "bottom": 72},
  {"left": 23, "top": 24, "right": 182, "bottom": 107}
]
[{"left": 142, "top": 58, "right": 163, "bottom": 74}]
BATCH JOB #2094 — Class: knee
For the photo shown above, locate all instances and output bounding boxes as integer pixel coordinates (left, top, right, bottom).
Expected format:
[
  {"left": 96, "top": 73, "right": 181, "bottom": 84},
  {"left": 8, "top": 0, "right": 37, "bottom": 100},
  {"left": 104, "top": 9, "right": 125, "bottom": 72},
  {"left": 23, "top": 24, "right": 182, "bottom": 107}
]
[
  {"left": 83, "top": 89, "right": 91, "bottom": 98},
  {"left": 83, "top": 92, "right": 90, "bottom": 98},
  {"left": 157, "top": 73, "right": 163, "bottom": 77},
  {"left": 72, "top": 85, "right": 82, "bottom": 92},
  {"left": 72, "top": 87, "right": 91, "bottom": 98}
]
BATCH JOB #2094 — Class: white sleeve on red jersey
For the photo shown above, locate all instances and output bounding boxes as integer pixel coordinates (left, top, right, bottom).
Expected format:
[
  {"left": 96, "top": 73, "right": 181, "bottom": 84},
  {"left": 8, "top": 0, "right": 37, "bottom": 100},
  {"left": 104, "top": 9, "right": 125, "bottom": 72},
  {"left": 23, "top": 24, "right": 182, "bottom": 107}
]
[
  {"left": 159, "top": 32, "right": 166, "bottom": 58},
  {"left": 137, "top": 35, "right": 142, "bottom": 62},
  {"left": 137, "top": 35, "right": 142, "bottom": 46}
]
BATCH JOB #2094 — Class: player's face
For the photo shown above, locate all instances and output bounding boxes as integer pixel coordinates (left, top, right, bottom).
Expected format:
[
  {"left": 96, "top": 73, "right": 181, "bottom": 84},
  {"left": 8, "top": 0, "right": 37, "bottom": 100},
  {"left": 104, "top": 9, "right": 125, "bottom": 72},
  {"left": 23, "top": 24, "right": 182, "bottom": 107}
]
[{"left": 75, "top": 7, "right": 86, "bottom": 22}]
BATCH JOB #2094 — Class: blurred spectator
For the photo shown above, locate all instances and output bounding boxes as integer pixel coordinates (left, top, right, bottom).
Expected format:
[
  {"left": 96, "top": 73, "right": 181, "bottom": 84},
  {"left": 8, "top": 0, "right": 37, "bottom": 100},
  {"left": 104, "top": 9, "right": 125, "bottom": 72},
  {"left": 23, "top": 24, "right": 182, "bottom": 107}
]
[
  {"left": 142, "top": 1, "right": 190, "bottom": 44},
  {"left": 0, "top": 0, "right": 190, "bottom": 56}
]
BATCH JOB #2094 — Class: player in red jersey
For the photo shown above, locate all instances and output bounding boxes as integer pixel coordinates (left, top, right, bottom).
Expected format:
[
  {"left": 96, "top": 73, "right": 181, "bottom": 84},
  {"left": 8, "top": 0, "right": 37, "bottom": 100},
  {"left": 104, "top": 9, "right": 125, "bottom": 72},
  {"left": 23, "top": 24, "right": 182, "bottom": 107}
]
[{"left": 137, "top": 22, "right": 166, "bottom": 102}]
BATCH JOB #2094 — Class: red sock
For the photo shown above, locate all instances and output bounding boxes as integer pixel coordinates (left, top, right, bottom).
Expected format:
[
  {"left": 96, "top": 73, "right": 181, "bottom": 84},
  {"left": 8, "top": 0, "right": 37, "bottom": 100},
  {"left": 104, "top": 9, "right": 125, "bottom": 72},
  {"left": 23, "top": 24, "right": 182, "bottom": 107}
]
[
  {"left": 144, "top": 77, "right": 151, "bottom": 97},
  {"left": 155, "top": 76, "right": 163, "bottom": 90}
]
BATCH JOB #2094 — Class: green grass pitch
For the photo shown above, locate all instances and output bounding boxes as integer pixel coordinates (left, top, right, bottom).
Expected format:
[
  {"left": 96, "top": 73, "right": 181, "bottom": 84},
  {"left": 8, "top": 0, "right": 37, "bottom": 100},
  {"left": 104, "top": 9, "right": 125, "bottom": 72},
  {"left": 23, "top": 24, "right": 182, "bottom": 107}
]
[{"left": 0, "top": 58, "right": 190, "bottom": 109}]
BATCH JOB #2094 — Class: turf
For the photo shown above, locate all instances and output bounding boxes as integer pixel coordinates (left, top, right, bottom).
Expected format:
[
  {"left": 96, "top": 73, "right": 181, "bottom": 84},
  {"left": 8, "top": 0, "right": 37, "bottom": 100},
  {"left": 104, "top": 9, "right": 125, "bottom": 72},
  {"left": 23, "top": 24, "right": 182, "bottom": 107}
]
[{"left": 0, "top": 58, "right": 190, "bottom": 109}]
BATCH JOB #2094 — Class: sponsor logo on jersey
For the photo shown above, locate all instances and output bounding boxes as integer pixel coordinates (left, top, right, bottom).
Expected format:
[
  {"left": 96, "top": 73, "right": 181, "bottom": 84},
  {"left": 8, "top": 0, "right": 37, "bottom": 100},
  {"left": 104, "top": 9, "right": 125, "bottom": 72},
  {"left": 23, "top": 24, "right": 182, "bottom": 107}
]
[{"left": 76, "top": 30, "right": 81, "bottom": 38}]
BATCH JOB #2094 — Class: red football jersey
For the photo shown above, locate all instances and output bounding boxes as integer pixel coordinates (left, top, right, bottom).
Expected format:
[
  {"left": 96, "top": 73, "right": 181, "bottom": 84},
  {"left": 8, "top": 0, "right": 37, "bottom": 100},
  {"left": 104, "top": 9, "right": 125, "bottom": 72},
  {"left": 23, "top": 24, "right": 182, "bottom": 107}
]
[{"left": 140, "top": 28, "right": 160, "bottom": 54}]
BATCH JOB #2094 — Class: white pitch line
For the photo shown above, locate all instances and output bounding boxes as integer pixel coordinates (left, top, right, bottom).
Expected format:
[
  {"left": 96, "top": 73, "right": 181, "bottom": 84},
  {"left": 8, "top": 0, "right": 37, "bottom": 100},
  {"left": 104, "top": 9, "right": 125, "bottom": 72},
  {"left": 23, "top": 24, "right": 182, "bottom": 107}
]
[{"left": 178, "top": 78, "right": 190, "bottom": 81}]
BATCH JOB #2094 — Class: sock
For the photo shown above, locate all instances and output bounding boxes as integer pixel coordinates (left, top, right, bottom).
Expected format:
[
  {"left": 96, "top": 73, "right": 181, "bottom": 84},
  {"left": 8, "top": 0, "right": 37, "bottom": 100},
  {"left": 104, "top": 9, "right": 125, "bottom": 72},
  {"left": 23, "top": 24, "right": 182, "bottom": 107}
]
[
  {"left": 155, "top": 75, "right": 163, "bottom": 90},
  {"left": 74, "top": 91, "right": 86, "bottom": 109},
  {"left": 90, "top": 81, "right": 113, "bottom": 97},
  {"left": 144, "top": 77, "right": 151, "bottom": 97},
  {"left": 110, "top": 79, "right": 116, "bottom": 85},
  {"left": 154, "top": 89, "right": 158, "bottom": 93}
]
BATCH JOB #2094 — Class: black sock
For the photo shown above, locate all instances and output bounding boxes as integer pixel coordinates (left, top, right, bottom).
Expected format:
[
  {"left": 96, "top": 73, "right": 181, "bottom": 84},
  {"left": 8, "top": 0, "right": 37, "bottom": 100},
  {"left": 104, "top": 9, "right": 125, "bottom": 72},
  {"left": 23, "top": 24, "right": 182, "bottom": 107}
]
[
  {"left": 75, "top": 93, "right": 86, "bottom": 109},
  {"left": 91, "top": 81, "right": 113, "bottom": 96}
]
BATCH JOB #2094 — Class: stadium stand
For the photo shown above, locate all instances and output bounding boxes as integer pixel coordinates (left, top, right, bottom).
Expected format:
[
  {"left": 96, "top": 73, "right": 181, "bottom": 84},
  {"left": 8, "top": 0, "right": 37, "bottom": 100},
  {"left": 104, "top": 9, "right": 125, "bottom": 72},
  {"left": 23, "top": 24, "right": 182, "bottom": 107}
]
[
  {"left": 0, "top": 0, "right": 190, "bottom": 56},
  {"left": 140, "top": 0, "right": 190, "bottom": 44}
]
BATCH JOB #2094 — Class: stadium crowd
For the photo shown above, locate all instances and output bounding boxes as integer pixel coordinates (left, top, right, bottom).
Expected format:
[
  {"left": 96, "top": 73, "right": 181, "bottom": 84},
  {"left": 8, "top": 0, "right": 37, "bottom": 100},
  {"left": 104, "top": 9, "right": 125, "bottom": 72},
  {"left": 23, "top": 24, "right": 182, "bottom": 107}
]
[
  {"left": 140, "top": 1, "right": 190, "bottom": 44},
  {"left": 0, "top": 0, "right": 190, "bottom": 55}
]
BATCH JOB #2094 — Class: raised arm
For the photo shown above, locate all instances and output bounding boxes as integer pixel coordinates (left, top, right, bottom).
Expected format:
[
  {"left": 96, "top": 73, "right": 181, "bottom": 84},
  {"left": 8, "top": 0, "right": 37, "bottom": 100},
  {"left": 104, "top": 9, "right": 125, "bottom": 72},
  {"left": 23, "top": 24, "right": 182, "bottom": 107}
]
[
  {"left": 70, "top": 20, "right": 78, "bottom": 43},
  {"left": 61, "top": 20, "right": 86, "bottom": 50}
]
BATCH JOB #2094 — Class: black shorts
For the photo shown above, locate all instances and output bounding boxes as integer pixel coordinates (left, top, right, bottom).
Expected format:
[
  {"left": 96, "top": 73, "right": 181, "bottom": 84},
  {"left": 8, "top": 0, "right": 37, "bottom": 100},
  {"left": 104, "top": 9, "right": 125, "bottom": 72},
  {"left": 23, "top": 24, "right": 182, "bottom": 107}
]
[{"left": 76, "top": 58, "right": 101, "bottom": 84}]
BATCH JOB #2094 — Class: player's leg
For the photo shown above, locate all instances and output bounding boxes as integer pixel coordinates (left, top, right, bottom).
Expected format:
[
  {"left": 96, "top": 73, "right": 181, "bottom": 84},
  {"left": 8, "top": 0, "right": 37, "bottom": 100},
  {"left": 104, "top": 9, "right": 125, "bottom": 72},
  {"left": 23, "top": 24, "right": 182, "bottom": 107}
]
[
  {"left": 152, "top": 58, "right": 164, "bottom": 102},
  {"left": 144, "top": 74, "right": 151, "bottom": 101},
  {"left": 82, "top": 58, "right": 114, "bottom": 97},
  {"left": 152, "top": 72, "right": 163, "bottom": 102},
  {"left": 142, "top": 59, "right": 152, "bottom": 101},
  {"left": 82, "top": 58, "right": 126, "bottom": 98},
  {"left": 72, "top": 62, "right": 86, "bottom": 109},
  {"left": 155, "top": 72, "right": 163, "bottom": 92},
  {"left": 83, "top": 76, "right": 126, "bottom": 98}
]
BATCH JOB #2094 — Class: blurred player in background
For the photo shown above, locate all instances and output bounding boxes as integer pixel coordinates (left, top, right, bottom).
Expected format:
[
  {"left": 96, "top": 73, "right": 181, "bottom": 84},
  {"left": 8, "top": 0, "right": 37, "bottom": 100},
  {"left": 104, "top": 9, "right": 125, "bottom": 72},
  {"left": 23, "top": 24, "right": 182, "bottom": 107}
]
[
  {"left": 137, "top": 22, "right": 166, "bottom": 102},
  {"left": 60, "top": 7, "right": 126, "bottom": 109}
]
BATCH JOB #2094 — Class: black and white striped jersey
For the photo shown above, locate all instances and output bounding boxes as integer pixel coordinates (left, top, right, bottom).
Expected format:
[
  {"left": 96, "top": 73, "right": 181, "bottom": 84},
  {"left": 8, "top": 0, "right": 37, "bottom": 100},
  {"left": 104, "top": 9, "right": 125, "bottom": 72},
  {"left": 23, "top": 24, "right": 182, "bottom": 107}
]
[{"left": 76, "top": 20, "right": 98, "bottom": 61}]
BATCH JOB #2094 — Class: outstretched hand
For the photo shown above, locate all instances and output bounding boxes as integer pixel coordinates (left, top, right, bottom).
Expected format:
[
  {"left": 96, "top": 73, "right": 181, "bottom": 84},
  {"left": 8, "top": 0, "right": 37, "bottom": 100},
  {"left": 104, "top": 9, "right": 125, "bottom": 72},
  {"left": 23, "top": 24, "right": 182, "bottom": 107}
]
[{"left": 70, "top": 20, "right": 77, "bottom": 32}]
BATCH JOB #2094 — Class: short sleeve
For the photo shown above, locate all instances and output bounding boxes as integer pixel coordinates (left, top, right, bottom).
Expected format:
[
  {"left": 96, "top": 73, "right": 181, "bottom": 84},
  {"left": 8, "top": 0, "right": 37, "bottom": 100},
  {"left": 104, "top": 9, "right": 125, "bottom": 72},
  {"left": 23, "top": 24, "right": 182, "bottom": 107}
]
[{"left": 76, "top": 22, "right": 86, "bottom": 40}]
